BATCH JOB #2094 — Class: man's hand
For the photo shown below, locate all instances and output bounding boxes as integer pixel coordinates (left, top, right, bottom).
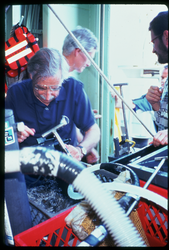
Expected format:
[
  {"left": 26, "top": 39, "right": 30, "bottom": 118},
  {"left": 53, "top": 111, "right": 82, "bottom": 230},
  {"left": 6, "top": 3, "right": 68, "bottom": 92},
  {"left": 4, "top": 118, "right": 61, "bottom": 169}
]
[
  {"left": 93, "top": 109, "right": 102, "bottom": 119},
  {"left": 149, "top": 129, "right": 168, "bottom": 147},
  {"left": 65, "top": 144, "right": 81, "bottom": 161},
  {"left": 17, "top": 125, "right": 35, "bottom": 143},
  {"left": 146, "top": 86, "right": 163, "bottom": 111},
  {"left": 110, "top": 91, "right": 122, "bottom": 108},
  {"left": 86, "top": 148, "right": 100, "bottom": 164},
  {"left": 65, "top": 144, "right": 100, "bottom": 164}
]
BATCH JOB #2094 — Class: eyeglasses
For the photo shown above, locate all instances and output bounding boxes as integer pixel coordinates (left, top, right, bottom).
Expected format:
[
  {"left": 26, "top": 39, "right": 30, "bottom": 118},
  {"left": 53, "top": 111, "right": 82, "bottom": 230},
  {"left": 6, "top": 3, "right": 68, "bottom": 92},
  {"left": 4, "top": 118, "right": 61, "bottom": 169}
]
[
  {"left": 151, "top": 34, "right": 162, "bottom": 45},
  {"left": 34, "top": 84, "right": 62, "bottom": 92}
]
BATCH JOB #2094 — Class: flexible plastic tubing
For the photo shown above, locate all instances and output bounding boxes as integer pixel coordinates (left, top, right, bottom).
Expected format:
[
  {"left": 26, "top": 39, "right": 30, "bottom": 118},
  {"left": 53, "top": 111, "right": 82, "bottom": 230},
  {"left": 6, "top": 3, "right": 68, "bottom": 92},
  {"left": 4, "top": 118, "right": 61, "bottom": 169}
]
[
  {"left": 103, "top": 182, "right": 167, "bottom": 210},
  {"left": 67, "top": 162, "right": 140, "bottom": 201},
  {"left": 73, "top": 168, "right": 146, "bottom": 247},
  {"left": 84, "top": 163, "right": 167, "bottom": 210},
  {"left": 84, "top": 163, "right": 167, "bottom": 208},
  {"left": 19, "top": 148, "right": 145, "bottom": 246}
]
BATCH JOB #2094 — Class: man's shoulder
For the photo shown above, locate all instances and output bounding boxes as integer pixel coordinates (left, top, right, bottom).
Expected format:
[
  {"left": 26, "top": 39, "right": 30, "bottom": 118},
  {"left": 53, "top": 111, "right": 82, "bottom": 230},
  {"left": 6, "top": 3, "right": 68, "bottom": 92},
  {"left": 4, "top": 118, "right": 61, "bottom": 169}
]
[
  {"left": 63, "top": 77, "right": 84, "bottom": 89},
  {"left": 8, "top": 79, "right": 32, "bottom": 92}
]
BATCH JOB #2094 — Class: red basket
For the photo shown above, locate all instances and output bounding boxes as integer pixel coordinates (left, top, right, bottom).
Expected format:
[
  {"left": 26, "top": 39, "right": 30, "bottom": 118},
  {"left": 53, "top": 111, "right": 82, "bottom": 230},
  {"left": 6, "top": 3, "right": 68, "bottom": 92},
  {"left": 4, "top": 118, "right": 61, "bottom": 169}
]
[
  {"left": 137, "top": 180, "right": 168, "bottom": 247},
  {"left": 14, "top": 185, "right": 168, "bottom": 247},
  {"left": 14, "top": 206, "right": 81, "bottom": 247}
]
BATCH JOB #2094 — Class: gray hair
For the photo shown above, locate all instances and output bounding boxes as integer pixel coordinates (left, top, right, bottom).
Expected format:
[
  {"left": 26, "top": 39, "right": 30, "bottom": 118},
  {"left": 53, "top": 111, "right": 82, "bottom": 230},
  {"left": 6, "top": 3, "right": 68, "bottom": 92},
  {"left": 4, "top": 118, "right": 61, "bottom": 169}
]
[
  {"left": 27, "top": 48, "right": 69, "bottom": 86},
  {"left": 62, "top": 26, "right": 98, "bottom": 56}
]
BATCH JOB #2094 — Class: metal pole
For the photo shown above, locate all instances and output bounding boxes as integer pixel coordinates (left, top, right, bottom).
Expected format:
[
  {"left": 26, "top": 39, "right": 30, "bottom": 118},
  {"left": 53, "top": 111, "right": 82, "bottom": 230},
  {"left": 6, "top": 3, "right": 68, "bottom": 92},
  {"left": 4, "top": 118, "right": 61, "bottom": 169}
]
[
  {"left": 119, "top": 85, "right": 130, "bottom": 152},
  {"left": 47, "top": 4, "right": 154, "bottom": 138},
  {"left": 126, "top": 158, "right": 166, "bottom": 216},
  {"left": 120, "top": 86, "right": 129, "bottom": 139}
]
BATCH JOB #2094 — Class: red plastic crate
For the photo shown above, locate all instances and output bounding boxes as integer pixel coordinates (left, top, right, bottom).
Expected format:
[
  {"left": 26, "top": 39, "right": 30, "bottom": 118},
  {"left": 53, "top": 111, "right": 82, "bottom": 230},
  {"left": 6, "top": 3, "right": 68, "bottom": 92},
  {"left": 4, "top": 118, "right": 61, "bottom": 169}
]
[
  {"left": 14, "top": 206, "right": 81, "bottom": 247},
  {"left": 137, "top": 200, "right": 168, "bottom": 247},
  {"left": 14, "top": 185, "right": 168, "bottom": 247},
  {"left": 138, "top": 180, "right": 168, "bottom": 247},
  {"left": 140, "top": 180, "right": 168, "bottom": 199}
]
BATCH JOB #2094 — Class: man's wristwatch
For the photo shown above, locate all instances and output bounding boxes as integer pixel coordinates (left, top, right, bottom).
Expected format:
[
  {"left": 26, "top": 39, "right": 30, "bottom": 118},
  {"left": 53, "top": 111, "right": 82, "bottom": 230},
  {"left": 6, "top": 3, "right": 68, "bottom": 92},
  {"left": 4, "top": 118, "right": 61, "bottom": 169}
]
[{"left": 77, "top": 145, "right": 87, "bottom": 156}]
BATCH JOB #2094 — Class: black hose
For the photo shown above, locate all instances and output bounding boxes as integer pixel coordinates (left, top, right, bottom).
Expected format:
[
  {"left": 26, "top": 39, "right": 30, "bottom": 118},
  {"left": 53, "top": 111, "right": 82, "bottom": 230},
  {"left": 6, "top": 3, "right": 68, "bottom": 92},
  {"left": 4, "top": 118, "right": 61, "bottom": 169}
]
[
  {"left": 100, "top": 162, "right": 140, "bottom": 186},
  {"left": 20, "top": 146, "right": 85, "bottom": 184},
  {"left": 57, "top": 153, "right": 85, "bottom": 184}
]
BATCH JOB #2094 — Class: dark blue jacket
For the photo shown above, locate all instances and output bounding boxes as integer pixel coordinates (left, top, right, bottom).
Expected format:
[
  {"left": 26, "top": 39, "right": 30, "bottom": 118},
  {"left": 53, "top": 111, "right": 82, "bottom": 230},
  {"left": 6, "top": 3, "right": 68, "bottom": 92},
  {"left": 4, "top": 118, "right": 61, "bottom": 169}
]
[{"left": 5, "top": 77, "right": 95, "bottom": 148}]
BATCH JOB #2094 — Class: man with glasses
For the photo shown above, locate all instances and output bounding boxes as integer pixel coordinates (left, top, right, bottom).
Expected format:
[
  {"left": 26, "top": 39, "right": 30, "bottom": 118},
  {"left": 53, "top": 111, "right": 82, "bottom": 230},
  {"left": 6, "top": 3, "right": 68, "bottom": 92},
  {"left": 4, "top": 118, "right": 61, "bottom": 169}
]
[
  {"left": 132, "top": 65, "right": 168, "bottom": 113},
  {"left": 62, "top": 26, "right": 98, "bottom": 73},
  {"left": 62, "top": 26, "right": 100, "bottom": 163},
  {"left": 146, "top": 11, "right": 168, "bottom": 147},
  {"left": 5, "top": 48, "right": 100, "bottom": 161}
]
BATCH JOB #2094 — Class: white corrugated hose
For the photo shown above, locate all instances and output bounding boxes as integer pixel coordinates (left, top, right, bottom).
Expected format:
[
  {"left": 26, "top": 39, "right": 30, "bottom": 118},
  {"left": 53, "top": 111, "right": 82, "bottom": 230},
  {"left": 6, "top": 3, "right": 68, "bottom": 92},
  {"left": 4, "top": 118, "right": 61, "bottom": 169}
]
[{"left": 73, "top": 168, "right": 146, "bottom": 247}]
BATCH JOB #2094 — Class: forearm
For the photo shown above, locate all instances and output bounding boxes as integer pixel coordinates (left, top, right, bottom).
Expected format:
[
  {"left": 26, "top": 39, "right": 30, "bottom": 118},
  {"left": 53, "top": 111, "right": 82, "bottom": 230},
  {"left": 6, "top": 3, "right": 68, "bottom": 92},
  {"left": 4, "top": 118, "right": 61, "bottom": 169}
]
[
  {"left": 79, "top": 123, "right": 100, "bottom": 153},
  {"left": 76, "top": 127, "right": 84, "bottom": 143}
]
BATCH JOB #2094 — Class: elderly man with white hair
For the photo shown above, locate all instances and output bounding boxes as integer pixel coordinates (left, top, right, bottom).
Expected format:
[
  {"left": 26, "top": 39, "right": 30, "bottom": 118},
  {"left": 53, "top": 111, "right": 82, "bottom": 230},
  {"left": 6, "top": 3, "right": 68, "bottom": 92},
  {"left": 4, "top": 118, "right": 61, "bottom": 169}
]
[{"left": 5, "top": 47, "right": 100, "bottom": 161}]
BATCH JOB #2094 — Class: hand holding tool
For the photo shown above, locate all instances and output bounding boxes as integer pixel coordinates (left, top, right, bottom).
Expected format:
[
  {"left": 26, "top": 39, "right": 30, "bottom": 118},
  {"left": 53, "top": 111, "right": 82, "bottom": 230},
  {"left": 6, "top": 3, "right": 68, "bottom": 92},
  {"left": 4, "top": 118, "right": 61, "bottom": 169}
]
[{"left": 41, "top": 115, "right": 71, "bottom": 156}]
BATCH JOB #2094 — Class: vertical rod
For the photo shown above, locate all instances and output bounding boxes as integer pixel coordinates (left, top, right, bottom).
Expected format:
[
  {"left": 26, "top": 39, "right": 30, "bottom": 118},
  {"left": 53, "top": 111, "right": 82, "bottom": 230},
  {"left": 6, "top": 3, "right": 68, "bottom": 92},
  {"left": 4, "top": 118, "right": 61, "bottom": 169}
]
[
  {"left": 120, "top": 86, "right": 130, "bottom": 152},
  {"left": 100, "top": 4, "right": 106, "bottom": 162}
]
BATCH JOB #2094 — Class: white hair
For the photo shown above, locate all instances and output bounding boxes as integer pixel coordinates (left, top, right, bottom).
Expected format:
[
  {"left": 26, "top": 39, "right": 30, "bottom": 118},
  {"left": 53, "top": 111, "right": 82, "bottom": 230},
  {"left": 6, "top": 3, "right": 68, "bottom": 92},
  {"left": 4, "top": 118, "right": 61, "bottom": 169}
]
[
  {"left": 27, "top": 48, "right": 69, "bottom": 85},
  {"left": 62, "top": 26, "right": 98, "bottom": 56}
]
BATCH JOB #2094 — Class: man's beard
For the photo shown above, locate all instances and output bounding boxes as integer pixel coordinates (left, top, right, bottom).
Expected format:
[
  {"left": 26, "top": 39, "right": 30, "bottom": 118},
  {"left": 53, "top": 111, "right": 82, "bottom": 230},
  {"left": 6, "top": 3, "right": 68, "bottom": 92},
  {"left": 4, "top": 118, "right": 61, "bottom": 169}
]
[{"left": 157, "top": 41, "right": 168, "bottom": 64}]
